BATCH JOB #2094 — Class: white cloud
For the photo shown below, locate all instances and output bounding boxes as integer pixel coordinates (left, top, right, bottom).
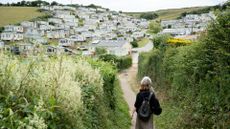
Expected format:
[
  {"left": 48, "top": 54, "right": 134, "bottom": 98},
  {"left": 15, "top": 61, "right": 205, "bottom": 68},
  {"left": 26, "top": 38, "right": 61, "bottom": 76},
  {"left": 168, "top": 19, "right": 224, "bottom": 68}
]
[{"left": 1, "top": 0, "right": 228, "bottom": 12}]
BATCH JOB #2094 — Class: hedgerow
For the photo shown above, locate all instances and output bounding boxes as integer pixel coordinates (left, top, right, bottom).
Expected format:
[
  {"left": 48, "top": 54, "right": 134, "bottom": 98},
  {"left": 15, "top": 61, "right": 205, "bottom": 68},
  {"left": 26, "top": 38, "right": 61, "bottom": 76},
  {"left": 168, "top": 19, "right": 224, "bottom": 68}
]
[
  {"left": 138, "top": 10, "right": 230, "bottom": 128},
  {"left": 0, "top": 54, "right": 130, "bottom": 129},
  {"left": 99, "top": 54, "right": 132, "bottom": 70}
]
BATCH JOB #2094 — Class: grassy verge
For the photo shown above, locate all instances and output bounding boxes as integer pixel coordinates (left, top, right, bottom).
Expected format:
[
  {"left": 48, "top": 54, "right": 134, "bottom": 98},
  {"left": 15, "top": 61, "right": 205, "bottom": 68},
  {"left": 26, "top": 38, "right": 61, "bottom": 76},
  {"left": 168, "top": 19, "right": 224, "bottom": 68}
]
[
  {"left": 0, "top": 7, "right": 45, "bottom": 27},
  {"left": 138, "top": 38, "right": 149, "bottom": 48},
  {"left": 154, "top": 88, "right": 183, "bottom": 129},
  {"left": 107, "top": 79, "right": 131, "bottom": 129},
  {"left": 154, "top": 101, "right": 182, "bottom": 129}
]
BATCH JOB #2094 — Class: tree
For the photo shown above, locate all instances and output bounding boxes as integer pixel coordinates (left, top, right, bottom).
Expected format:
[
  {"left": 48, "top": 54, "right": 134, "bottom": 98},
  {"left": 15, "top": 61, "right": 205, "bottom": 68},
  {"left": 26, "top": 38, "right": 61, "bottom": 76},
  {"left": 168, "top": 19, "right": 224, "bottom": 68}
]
[
  {"left": 140, "top": 13, "right": 158, "bottom": 20},
  {"left": 51, "top": 1, "right": 58, "bottom": 6},
  {"left": 148, "top": 21, "right": 162, "bottom": 34},
  {"left": 95, "top": 47, "right": 107, "bottom": 55},
  {"left": 131, "top": 39, "right": 138, "bottom": 48},
  {"left": 20, "top": 1, "right": 26, "bottom": 6},
  {"left": 87, "top": 4, "right": 101, "bottom": 9},
  {"left": 16, "top": 2, "right": 21, "bottom": 6}
]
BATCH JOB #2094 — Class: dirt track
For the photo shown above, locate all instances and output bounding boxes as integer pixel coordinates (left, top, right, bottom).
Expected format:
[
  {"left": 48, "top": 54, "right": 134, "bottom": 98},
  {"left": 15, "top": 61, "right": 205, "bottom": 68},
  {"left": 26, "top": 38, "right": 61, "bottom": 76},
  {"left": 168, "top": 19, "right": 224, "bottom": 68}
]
[{"left": 118, "top": 69, "right": 137, "bottom": 129}]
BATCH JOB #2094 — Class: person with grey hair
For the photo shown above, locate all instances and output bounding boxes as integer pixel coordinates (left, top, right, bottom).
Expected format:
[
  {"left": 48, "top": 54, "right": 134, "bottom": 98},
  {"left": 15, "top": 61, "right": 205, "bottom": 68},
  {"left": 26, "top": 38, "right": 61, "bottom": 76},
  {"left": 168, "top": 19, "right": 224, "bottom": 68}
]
[{"left": 131, "top": 76, "right": 162, "bottom": 129}]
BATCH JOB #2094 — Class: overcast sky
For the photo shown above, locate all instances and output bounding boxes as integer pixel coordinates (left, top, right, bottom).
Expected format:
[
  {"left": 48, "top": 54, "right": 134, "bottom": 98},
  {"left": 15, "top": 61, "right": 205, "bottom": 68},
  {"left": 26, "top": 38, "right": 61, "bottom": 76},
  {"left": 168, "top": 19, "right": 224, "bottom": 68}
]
[{"left": 1, "top": 0, "right": 228, "bottom": 12}]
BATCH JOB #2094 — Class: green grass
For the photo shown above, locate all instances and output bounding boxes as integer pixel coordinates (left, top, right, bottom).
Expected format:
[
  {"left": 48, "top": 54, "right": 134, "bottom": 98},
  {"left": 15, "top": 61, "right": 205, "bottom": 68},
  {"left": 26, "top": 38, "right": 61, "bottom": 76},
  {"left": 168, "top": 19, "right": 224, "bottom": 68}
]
[
  {"left": 0, "top": 7, "right": 45, "bottom": 27},
  {"left": 154, "top": 101, "right": 183, "bottom": 129},
  {"left": 48, "top": 39, "right": 59, "bottom": 46},
  {"left": 107, "top": 79, "right": 131, "bottom": 129},
  {"left": 154, "top": 7, "right": 208, "bottom": 20},
  {"left": 125, "top": 6, "right": 208, "bottom": 20},
  {"left": 138, "top": 38, "right": 150, "bottom": 47}
]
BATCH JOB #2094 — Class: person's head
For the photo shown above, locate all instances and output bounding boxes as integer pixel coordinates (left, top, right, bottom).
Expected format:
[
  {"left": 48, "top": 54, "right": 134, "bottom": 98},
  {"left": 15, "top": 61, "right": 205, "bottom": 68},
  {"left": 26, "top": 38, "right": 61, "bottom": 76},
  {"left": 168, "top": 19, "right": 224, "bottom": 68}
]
[{"left": 140, "top": 76, "right": 152, "bottom": 90}]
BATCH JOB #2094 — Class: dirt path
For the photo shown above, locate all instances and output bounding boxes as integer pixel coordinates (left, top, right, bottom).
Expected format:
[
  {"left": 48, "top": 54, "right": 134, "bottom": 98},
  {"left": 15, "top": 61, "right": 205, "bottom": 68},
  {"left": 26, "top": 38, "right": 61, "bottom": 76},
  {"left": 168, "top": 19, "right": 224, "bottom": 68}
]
[
  {"left": 119, "top": 41, "right": 153, "bottom": 129},
  {"left": 118, "top": 64, "right": 138, "bottom": 129}
]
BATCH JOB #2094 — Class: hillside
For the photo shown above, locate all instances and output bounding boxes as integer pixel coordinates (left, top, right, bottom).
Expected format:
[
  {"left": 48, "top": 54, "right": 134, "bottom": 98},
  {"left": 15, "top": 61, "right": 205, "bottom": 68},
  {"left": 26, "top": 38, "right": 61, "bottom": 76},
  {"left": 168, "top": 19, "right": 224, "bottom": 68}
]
[
  {"left": 154, "top": 6, "right": 208, "bottom": 20},
  {"left": 126, "top": 6, "right": 209, "bottom": 20},
  {"left": 0, "top": 7, "right": 45, "bottom": 27}
]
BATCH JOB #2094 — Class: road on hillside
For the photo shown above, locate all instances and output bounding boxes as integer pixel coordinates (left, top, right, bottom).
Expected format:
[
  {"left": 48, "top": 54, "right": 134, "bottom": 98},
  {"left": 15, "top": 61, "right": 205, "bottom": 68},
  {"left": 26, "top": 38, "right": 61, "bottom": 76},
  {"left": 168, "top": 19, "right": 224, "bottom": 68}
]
[{"left": 118, "top": 41, "right": 153, "bottom": 129}]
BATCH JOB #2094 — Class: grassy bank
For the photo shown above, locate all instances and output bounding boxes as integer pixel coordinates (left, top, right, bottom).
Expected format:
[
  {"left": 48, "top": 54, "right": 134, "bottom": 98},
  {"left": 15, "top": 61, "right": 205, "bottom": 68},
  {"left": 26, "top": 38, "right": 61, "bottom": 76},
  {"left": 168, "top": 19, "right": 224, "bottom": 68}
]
[
  {"left": 125, "top": 6, "right": 207, "bottom": 20},
  {"left": 137, "top": 38, "right": 149, "bottom": 48},
  {"left": 0, "top": 7, "right": 45, "bottom": 27}
]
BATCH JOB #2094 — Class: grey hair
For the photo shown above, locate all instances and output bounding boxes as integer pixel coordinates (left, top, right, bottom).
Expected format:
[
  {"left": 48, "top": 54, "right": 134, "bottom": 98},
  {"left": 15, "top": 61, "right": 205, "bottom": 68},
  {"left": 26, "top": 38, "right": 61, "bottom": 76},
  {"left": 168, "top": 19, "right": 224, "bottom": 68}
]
[
  {"left": 141, "top": 76, "right": 154, "bottom": 92},
  {"left": 141, "top": 76, "right": 152, "bottom": 86}
]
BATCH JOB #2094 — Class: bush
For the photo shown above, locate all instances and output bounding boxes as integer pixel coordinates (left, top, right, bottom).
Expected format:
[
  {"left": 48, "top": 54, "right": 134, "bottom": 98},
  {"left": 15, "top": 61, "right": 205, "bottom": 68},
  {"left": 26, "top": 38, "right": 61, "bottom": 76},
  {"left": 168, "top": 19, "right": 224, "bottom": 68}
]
[
  {"left": 131, "top": 40, "right": 138, "bottom": 48},
  {"left": 148, "top": 21, "right": 162, "bottom": 34},
  {"left": 140, "top": 13, "right": 158, "bottom": 20},
  {"left": 99, "top": 54, "right": 132, "bottom": 70},
  {"left": 0, "top": 54, "right": 131, "bottom": 129},
  {"left": 95, "top": 47, "right": 107, "bottom": 55},
  {"left": 117, "top": 56, "right": 132, "bottom": 70},
  {"left": 152, "top": 34, "right": 172, "bottom": 48},
  {"left": 167, "top": 38, "right": 192, "bottom": 46},
  {"left": 0, "top": 55, "right": 84, "bottom": 128}
]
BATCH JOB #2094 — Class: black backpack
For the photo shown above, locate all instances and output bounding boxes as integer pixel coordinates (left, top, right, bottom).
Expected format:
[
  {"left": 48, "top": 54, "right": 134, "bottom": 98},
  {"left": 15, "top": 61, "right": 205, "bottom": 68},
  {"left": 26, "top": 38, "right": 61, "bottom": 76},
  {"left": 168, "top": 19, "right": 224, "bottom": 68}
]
[{"left": 137, "top": 92, "right": 153, "bottom": 121}]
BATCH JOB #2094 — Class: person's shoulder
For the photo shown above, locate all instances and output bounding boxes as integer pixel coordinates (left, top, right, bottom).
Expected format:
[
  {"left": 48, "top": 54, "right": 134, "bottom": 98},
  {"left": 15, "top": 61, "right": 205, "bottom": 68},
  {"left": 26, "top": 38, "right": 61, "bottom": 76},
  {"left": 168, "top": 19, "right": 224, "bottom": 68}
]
[
  {"left": 137, "top": 91, "right": 142, "bottom": 96},
  {"left": 150, "top": 91, "right": 156, "bottom": 98}
]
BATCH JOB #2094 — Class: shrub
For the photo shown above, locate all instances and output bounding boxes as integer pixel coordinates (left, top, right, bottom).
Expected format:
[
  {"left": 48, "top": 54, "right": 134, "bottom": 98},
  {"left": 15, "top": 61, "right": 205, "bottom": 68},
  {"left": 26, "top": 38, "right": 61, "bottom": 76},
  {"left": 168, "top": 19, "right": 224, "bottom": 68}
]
[
  {"left": 0, "top": 54, "right": 131, "bottom": 129},
  {"left": 99, "top": 54, "right": 132, "bottom": 70},
  {"left": 167, "top": 38, "right": 192, "bottom": 46},
  {"left": 148, "top": 21, "right": 162, "bottom": 34},
  {"left": 152, "top": 34, "right": 171, "bottom": 48},
  {"left": 0, "top": 55, "right": 84, "bottom": 128},
  {"left": 95, "top": 47, "right": 107, "bottom": 55},
  {"left": 140, "top": 13, "right": 158, "bottom": 20},
  {"left": 131, "top": 40, "right": 138, "bottom": 48}
]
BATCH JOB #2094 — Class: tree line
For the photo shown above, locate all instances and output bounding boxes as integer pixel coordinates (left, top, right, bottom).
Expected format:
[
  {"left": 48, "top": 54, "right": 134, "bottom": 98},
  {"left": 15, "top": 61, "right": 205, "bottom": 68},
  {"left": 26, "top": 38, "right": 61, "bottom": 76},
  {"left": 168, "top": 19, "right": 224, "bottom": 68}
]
[{"left": 0, "top": 0, "right": 60, "bottom": 7}]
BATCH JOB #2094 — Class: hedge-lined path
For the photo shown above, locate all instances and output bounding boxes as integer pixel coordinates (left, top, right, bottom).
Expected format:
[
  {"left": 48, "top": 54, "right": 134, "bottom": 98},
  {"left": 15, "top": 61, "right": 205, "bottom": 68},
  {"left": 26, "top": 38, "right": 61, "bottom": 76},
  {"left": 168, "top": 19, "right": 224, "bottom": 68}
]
[{"left": 119, "top": 40, "right": 153, "bottom": 129}]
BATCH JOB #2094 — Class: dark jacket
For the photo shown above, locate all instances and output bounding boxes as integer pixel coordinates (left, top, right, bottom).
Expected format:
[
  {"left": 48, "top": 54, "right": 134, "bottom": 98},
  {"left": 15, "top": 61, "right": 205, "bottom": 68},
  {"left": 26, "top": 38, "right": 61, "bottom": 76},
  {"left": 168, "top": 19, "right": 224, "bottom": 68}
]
[{"left": 134, "top": 90, "right": 162, "bottom": 115}]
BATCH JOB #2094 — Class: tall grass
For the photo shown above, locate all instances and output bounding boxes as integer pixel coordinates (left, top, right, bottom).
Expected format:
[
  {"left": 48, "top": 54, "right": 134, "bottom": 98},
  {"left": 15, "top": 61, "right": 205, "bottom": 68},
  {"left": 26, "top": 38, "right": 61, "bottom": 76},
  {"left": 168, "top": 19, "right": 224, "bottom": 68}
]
[{"left": 0, "top": 54, "right": 131, "bottom": 129}]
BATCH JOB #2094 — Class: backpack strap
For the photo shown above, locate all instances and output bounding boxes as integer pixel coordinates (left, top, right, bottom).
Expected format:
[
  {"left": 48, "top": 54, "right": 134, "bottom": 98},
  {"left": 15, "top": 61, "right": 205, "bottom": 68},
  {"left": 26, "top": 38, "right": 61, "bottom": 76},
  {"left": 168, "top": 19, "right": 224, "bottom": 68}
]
[{"left": 148, "top": 92, "right": 153, "bottom": 101}]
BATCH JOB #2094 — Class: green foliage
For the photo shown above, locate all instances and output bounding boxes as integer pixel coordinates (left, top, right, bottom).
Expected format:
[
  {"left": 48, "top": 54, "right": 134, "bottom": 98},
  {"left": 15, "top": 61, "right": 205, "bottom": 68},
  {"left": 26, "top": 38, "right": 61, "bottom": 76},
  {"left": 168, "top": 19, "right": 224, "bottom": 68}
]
[
  {"left": 86, "top": 4, "right": 102, "bottom": 9},
  {"left": 51, "top": 1, "right": 59, "bottom": 6},
  {"left": 78, "top": 18, "right": 84, "bottom": 26},
  {"left": 0, "top": 54, "right": 131, "bottom": 129},
  {"left": 148, "top": 21, "right": 162, "bottom": 34},
  {"left": 131, "top": 39, "right": 138, "bottom": 48},
  {"left": 6, "top": 0, "right": 50, "bottom": 7},
  {"left": 87, "top": 59, "right": 131, "bottom": 129},
  {"left": 0, "top": 55, "right": 85, "bottom": 128},
  {"left": 99, "top": 54, "right": 132, "bottom": 71},
  {"left": 178, "top": 0, "right": 229, "bottom": 19},
  {"left": 95, "top": 47, "right": 107, "bottom": 55},
  {"left": 152, "top": 34, "right": 171, "bottom": 48},
  {"left": 0, "top": 27, "right": 3, "bottom": 33},
  {"left": 140, "top": 13, "right": 158, "bottom": 20},
  {"left": 138, "top": 10, "right": 230, "bottom": 128},
  {"left": 117, "top": 56, "right": 132, "bottom": 70}
]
